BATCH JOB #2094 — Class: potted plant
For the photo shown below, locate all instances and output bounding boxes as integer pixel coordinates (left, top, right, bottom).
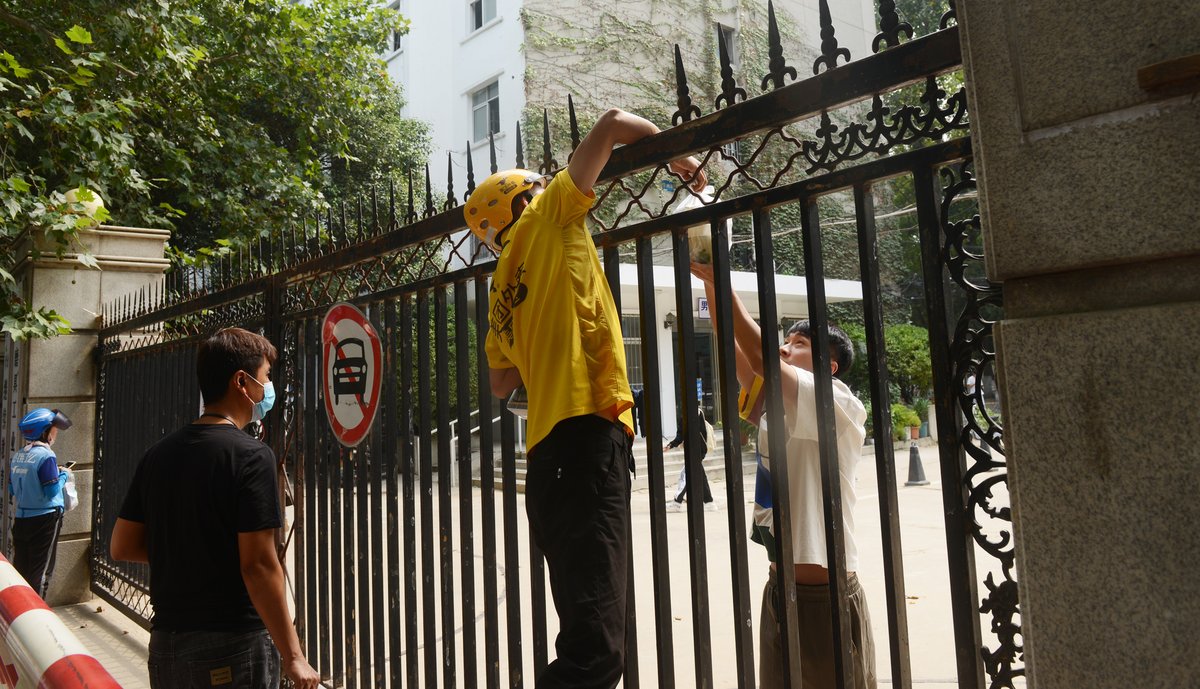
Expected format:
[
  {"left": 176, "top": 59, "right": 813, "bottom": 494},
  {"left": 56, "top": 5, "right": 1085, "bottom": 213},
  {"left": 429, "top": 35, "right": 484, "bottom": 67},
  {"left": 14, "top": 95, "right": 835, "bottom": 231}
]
[
  {"left": 912, "top": 398, "right": 930, "bottom": 438},
  {"left": 890, "top": 404, "right": 921, "bottom": 442}
]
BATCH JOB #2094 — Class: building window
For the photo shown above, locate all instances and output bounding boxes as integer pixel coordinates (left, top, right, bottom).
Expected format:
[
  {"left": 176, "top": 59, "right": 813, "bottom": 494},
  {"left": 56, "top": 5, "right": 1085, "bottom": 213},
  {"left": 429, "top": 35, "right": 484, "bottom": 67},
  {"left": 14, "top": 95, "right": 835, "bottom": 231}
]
[
  {"left": 387, "top": 2, "right": 404, "bottom": 53},
  {"left": 470, "top": 0, "right": 496, "bottom": 32},
  {"left": 716, "top": 23, "right": 739, "bottom": 69},
  {"left": 472, "top": 81, "right": 500, "bottom": 143}
]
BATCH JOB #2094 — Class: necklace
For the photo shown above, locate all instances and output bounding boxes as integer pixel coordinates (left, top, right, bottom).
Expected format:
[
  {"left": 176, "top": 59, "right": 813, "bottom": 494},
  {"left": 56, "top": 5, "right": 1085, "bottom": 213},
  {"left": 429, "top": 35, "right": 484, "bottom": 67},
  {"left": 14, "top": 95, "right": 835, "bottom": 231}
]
[{"left": 199, "top": 412, "right": 238, "bottom": 427}]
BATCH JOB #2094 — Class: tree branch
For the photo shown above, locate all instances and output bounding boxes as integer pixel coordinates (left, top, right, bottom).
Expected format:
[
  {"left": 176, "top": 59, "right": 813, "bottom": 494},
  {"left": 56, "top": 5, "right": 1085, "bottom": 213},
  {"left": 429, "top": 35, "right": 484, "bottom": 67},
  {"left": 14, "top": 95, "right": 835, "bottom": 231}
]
[{"left": 0, "top": 6, "right": 57, "bottom": 45}]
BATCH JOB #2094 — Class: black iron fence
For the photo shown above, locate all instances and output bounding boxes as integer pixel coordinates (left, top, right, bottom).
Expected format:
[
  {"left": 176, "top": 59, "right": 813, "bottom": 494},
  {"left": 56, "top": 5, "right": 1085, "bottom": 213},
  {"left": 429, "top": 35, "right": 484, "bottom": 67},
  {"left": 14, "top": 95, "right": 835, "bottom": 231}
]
[{"left": 91, "top": 2, "right": 1018, "bottom": 688}]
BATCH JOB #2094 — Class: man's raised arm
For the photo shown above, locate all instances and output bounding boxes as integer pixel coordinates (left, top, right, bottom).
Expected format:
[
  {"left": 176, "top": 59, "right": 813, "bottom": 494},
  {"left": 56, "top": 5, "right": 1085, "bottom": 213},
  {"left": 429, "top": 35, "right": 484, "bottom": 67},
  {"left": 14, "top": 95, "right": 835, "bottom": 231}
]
[{"left": 567, "top": 108, "right": 706, "bottom": 196}]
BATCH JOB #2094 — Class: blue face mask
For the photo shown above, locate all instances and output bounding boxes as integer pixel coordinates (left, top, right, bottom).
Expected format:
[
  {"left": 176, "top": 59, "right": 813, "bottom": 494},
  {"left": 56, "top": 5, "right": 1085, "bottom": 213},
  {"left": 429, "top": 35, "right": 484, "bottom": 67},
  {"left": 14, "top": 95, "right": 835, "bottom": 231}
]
[{"left": 243, "top": 373, "right": 276, "bottom": 422}]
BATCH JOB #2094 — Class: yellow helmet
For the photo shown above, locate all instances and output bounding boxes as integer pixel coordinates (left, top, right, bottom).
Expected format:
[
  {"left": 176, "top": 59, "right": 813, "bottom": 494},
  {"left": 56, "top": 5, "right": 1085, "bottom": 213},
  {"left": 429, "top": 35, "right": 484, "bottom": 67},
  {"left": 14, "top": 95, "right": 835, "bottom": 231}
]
[{"left": 463, "top": 169, "right": 543, "bottom": 251}]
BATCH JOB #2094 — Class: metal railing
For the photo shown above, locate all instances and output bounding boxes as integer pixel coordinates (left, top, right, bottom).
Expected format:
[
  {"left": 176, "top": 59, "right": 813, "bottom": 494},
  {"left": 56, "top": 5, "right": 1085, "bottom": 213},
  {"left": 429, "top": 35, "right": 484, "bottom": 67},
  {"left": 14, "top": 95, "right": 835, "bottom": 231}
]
[{"left": 88, "top": 2, "right": 1018, "bottom": 688}]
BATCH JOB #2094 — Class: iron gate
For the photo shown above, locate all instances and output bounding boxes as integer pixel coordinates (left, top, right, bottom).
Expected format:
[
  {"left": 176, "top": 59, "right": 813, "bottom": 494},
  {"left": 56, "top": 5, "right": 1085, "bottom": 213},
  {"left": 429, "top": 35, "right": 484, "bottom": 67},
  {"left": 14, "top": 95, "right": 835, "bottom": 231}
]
[{"left": 91, "top": 2, "right": 1018, "bottom": 688}]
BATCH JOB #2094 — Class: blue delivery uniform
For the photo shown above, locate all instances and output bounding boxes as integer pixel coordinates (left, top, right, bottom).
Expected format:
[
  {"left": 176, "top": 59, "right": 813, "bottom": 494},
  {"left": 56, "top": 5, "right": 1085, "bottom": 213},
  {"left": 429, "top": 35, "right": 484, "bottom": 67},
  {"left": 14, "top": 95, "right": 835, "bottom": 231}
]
[{"left": 9, "top": 408, "right": 71, "bottom": 599}]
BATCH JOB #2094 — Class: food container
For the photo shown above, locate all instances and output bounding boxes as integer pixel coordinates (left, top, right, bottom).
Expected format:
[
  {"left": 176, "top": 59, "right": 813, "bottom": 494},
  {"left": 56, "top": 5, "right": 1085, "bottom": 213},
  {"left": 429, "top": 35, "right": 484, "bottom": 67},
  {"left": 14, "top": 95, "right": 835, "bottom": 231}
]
[{"left": 671, "top": 185, "right": 731, "bottom": 264}]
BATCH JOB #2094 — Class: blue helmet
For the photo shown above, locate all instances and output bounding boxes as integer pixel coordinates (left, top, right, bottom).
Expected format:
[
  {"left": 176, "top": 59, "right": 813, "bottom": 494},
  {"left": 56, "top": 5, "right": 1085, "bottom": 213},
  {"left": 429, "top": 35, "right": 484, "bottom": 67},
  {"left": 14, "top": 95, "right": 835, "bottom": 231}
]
[{"left": 18, "top": 408, "right": 72, "bottom": 441}]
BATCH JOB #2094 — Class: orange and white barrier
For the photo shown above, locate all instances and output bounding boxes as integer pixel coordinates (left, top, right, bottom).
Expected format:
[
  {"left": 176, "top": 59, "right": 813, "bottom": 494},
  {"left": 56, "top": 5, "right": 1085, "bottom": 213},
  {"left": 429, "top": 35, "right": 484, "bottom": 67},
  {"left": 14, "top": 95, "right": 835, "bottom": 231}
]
[{"left": 0, "top": 554, "right": 120, "bottom": 688}]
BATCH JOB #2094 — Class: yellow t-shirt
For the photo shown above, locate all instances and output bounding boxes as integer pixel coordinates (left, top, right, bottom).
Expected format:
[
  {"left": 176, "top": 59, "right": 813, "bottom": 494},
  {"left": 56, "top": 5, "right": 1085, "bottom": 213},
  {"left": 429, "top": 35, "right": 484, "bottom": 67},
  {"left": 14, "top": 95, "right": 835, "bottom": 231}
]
[{"left": 485, "top": 169, "right": 634, "bottom": 452}]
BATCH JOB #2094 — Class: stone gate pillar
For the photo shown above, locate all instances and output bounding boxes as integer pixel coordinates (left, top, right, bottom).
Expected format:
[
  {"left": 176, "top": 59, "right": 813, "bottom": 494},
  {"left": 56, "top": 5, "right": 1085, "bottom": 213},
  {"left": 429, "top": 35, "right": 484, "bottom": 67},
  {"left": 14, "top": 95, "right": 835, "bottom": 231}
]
[
  {"left": 10, "top": 224, "right": 169, "bottom": 605},
  {"left": 958, "top": 2, "right": 1200, "bottom": 687}
]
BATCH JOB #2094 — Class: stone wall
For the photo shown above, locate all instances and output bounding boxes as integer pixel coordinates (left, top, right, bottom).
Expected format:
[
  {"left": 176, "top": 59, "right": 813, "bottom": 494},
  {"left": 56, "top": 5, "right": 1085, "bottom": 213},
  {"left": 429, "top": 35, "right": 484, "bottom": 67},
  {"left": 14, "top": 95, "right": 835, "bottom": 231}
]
[
  {"left": 10, "top": 225, "right": 169, "bottom": 605},
  {"left": 958, "top": 2, "right": 1200, "bottom": 687}
]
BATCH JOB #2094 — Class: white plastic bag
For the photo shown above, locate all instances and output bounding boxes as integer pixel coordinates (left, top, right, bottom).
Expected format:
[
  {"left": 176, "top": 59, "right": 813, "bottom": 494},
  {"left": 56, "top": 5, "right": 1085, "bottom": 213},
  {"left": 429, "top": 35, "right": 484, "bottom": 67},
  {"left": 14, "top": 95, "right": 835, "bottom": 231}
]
[
  {"left": 62, "top": 471, "right": 78, "bottom": 511},
  {"left": 506, "top": 385, "right": 529, "bottom": 419},
  {"left": 670, "top": 186, "right": 731, "bottom": 264}
]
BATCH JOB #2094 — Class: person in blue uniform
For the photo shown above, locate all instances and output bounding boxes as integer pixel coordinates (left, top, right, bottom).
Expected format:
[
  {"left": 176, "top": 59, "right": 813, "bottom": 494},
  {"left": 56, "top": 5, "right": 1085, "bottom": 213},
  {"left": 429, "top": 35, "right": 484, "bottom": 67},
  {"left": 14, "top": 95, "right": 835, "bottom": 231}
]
[{"left": 9, "top": 407, "right": 73, "bottom": 598}]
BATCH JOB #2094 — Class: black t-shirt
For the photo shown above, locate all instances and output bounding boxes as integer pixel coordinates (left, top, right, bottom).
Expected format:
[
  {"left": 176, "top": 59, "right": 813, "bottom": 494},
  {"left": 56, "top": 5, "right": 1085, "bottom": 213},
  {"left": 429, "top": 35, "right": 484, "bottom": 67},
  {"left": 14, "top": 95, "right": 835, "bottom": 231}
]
[{"left": 118, "top": 424, "right": 281, "bottom": 632}]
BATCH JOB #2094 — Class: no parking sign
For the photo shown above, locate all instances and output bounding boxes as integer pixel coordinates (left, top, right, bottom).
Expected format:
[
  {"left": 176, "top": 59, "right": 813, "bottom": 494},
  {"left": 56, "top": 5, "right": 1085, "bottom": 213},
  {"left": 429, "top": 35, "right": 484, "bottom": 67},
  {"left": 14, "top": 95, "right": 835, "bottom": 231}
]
[{"left": 322, "top": 303, "right": 383, "bottom": 447}]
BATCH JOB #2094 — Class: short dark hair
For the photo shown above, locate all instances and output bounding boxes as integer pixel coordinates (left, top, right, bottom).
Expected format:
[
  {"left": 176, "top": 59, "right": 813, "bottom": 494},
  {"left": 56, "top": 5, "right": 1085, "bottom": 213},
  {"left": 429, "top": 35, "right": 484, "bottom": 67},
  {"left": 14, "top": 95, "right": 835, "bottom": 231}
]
[
  {"left": 197, "top": 327, "right": 277, "bottom": 405},
  {"left": 785, "top": 320, "right": 854, "bottom": 380}
]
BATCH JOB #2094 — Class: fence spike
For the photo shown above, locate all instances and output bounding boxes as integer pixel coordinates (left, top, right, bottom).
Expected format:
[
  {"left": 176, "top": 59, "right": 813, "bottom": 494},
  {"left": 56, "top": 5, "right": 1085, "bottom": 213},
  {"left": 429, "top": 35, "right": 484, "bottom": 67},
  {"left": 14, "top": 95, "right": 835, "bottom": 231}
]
[
  {"left": 289, "top": 221, "right": 300, "bottom": 266},
  {"left": 488, "top": 131, "right": 498, "bottom": 174},
  {"left": 715, "top": 26, "right": 747, "bottom": 109},
  {"left": 515, "top": 122, "right": 525, "bottom": 170},
  {"left": 872, "top": 0, "right": 913, "bottom": 52},
  {"left": 671, "top": 44, "right": 702, "bottom": 126},
  {"left": 388, "top": 180, "right": 396, "bottom": 231},
  {"left": 813, "top": 0, "right": 851, "bottom": 74},
  {"left": 423, "top": 163, "right": 435, "bottom": 217},
  {"left": 465, "top": 141, "right": 477, "bottom": 196},
  {"left": 568, "top": 94, "right": 581, "bottom": 152},
  {"left": 355, "top": 196, "right": 364, "bottom": 243},
  {"left": 761, "top": 0, "right": 798, "bottom": 90},
  {"left": 445, "top": 151, "right": 457, "bottom": 211},
  {"left": 339, "top": 200, "right": 348, "bottom": 247},
  {"left": 406, "top": 168, "right": 416, "bottom": 224},
  {"left": 326, "top": 207, "right": 335, "bottom": 253},
  {"left": 540, "top": 108, "right": 558, "bottom": 174},
  {"left": 371, "top": 186, "right": 380, "bottom": 236}
]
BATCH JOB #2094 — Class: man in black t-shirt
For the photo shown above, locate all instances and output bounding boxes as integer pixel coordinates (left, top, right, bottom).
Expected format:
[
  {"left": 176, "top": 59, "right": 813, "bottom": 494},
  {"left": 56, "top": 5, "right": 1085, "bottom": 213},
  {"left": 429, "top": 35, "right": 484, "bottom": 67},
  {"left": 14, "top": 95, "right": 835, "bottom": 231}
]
[{"left": 111, "top": 327, "right": 319, "bottom": 689}]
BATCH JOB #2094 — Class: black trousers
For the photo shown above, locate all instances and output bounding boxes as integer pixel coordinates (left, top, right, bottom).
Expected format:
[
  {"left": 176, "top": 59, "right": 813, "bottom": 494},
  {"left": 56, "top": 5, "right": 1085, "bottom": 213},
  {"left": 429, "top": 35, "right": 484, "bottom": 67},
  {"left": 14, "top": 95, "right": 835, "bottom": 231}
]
[
  {"left": 12, "top": 510, "right": 63, "bottom": 599},
  {"left": 526, "top": 415, "right": 632, "bottom": 689}
]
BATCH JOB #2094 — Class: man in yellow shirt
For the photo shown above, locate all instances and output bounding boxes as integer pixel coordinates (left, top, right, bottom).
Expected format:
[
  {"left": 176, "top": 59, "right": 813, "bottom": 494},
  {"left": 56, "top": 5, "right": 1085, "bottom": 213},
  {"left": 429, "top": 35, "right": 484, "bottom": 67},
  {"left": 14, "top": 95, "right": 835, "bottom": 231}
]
[{"left": 464, "top": 108, "right": 704, "bottom": 688}]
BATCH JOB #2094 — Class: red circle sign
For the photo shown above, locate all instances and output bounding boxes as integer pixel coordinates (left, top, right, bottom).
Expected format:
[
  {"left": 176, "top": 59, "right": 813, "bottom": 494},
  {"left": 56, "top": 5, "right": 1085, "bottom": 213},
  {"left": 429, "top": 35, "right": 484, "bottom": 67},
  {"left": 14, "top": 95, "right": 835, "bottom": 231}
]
[{"left": 322, "top": 303, "right": 384, "bottom": 447}]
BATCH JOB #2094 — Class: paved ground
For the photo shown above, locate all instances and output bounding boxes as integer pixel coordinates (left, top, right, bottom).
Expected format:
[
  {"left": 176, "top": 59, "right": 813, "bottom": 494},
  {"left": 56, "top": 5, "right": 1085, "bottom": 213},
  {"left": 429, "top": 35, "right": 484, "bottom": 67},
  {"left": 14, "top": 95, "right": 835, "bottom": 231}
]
[
  {"left": 55, "top": 602, "right": 150, "bottom": 687},
  {"left": 57, "top": 442, "right": 1022, "bottom": 688}
]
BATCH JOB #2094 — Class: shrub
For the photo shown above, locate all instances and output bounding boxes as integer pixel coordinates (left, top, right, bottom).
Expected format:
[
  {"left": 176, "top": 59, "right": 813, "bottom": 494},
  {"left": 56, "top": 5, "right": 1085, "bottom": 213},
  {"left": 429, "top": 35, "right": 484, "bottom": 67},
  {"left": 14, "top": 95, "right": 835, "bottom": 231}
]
[{"left": 891, "top": 403, "right": 920, "bottom": 440}]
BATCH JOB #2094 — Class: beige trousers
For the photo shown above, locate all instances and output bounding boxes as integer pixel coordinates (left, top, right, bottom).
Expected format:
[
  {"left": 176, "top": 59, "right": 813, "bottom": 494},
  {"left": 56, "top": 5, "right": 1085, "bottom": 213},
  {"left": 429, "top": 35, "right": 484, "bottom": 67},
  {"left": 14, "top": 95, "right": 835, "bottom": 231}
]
[{"left": 759, "top": 573, "right": 877, "bottom": 689}]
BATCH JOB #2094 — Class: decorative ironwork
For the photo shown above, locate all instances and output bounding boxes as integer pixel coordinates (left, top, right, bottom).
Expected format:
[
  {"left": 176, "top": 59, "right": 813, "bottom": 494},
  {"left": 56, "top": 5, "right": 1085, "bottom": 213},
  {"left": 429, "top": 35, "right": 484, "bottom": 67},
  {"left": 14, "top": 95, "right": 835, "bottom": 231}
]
[
  {"left": 715, "top": 28, "right": 747, "bottom": 110},
  {"left": 940, "top": 162, "right": 1022, "bottom": 688},
  {"left": 465, "top": 142, "right": 477, "bottom": 195},
  {"left": 540, "top": 108, "right": 558, "bottom": 175},
  {"left": 423, "top": 163, "right": 435, "bottom": 218},
  {"left": 406, "top": 168, "right": 416, "bottom": 224},
  {"left": 761, "top": 0, "right": 797, "bottom": 90},
  {"left": 568, "top": 94, "right": 581, "bottom": 152},
  {"left": 672, "top": 44, "right": 702, "bottom": 125},
  {"left": 942, "top": 0, "right": 959, "bottom": 29},
  {"left": 515, "top": 122, "right": 526, "bottom": 170},
  {"left": 587, "top": 81, "right": 969, "bottom": 233},
  {"left": 488, "top": 131, "right": 498, "bottom": 174},
  {"left": 813, "top": 0, "right": 852, "bottom": 74},
  {"left": 444, "top": 152, "right": 457, "bottom": 211},
  {"left": 873, "top": 0, "right": 914, "bottom": 52}
]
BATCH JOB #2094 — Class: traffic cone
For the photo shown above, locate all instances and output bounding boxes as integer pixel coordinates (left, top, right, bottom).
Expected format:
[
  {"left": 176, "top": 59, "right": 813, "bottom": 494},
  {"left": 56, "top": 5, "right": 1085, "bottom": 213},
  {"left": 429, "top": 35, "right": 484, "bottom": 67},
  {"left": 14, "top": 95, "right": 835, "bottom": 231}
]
[{"left": 905, "top": 441, "right": 929, "bottom": 486}]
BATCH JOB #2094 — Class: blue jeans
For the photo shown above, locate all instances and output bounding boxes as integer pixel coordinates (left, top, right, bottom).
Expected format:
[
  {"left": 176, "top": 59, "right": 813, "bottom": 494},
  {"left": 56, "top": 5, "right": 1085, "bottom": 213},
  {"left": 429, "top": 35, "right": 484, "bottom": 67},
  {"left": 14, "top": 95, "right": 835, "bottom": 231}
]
[{"left": 149, "top": 628, "right": 279, "bottom": 689}]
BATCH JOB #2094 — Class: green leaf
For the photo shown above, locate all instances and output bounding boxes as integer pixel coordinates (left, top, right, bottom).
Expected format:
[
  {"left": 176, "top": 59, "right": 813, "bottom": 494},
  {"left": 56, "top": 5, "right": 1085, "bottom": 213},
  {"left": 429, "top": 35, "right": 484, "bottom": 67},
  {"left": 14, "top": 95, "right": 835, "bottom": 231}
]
[
  {"left": 54, "top": 37, "right": 74, "bottom": 55},
  {"left": 7, "top": 176, "right": 30, "bottom": 193},
  {"left": 0, "top": 52, "right": 32, "bottom": 78},
  {"left": 65, "top": 25, "right": 93, "bottom": 45},
  {"left": 76, "top": 252, "right": 101, "bottom": 270}
]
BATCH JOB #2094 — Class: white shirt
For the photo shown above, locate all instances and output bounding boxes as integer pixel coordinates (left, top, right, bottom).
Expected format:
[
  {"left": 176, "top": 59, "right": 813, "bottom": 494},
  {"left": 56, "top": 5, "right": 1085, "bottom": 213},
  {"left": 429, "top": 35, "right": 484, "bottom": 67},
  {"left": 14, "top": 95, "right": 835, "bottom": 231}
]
[{"left": 754, "top": 366, "right": 867, "bottom": 571}]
